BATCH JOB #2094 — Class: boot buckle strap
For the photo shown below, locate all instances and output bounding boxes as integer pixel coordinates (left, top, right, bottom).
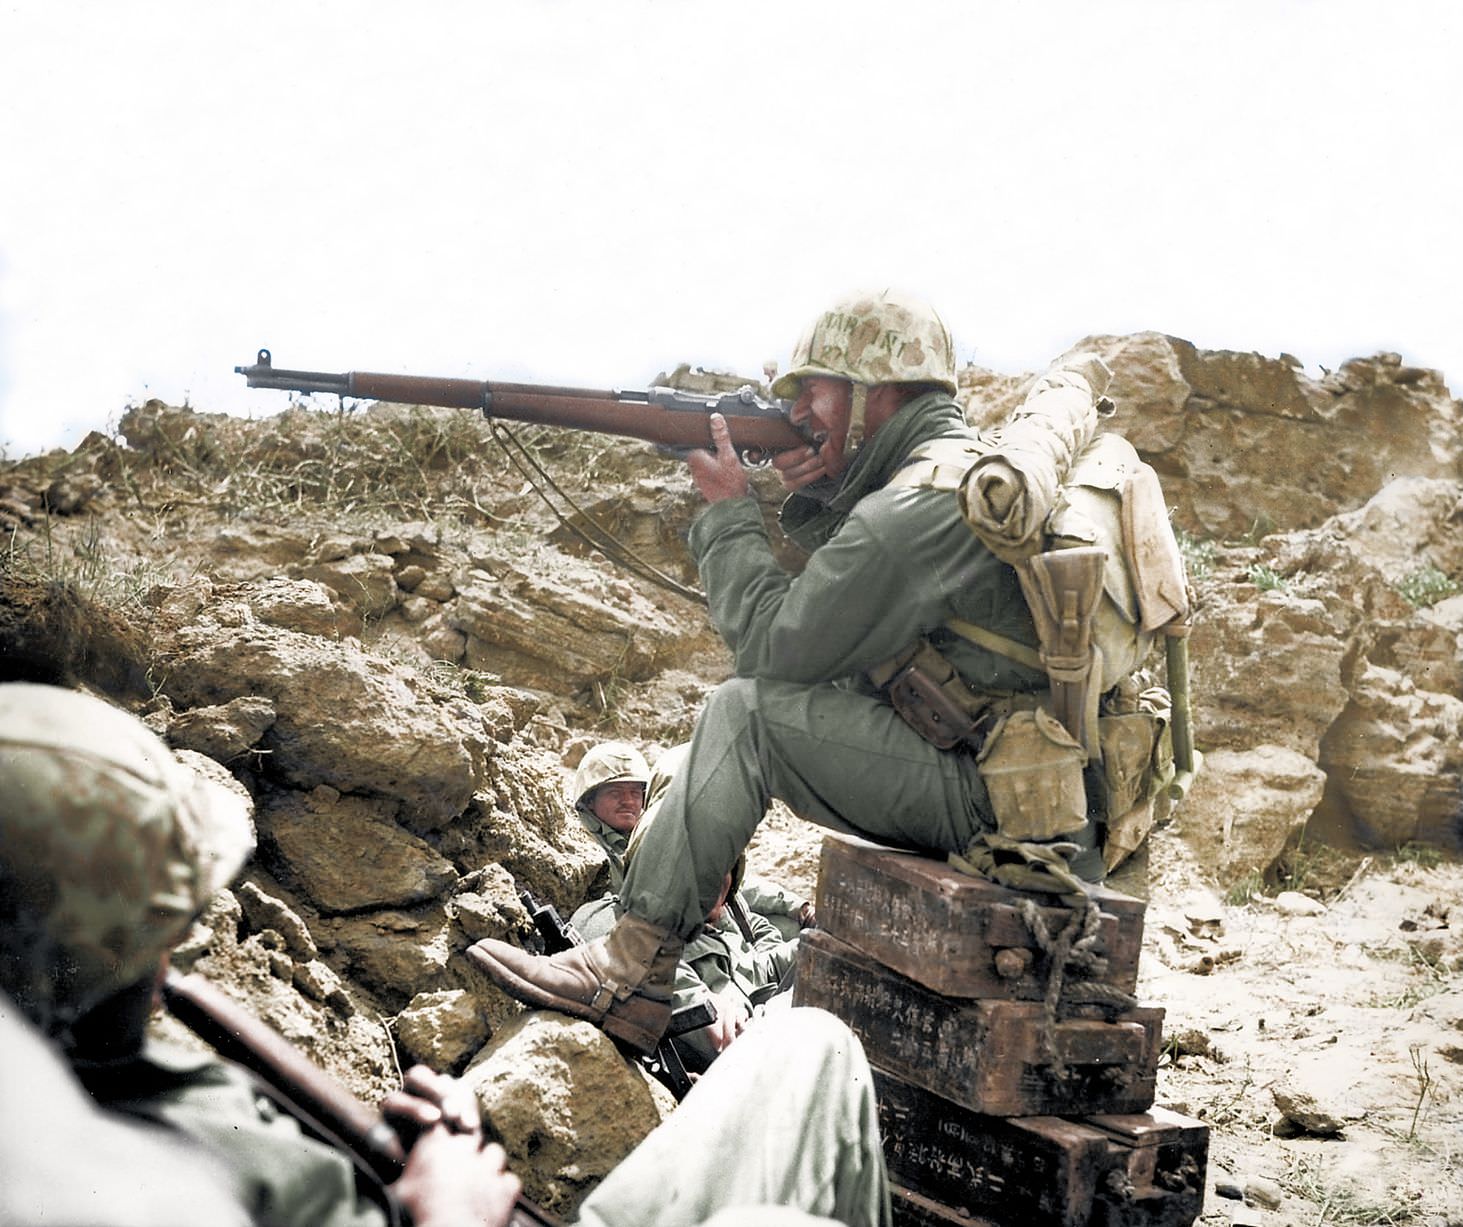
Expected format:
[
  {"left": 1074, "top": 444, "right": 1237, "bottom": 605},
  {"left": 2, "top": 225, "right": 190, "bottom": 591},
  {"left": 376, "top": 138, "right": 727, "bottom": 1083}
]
[{"left": 589, "top": 982, "right": 621, "bottom": 1014}]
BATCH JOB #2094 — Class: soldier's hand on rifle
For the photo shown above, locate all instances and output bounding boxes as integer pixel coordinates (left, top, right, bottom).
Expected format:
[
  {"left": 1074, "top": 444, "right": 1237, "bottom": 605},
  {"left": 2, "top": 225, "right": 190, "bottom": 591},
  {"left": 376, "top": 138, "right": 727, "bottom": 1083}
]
[
  {"left": 704, "top": 987, "right": 753, "bottom": 1053},
  {"left": 382, "top": 1065, "right": 481, "bottom": 1143},
  {"left": 687, "top": 413, "right": 750, "bottom": 503},
  {"left": 770, "top": 439, "right": 831, "bottom": 492},
  {"left": 385, "top": 1065, "right": 522, "bottom": 1227}
]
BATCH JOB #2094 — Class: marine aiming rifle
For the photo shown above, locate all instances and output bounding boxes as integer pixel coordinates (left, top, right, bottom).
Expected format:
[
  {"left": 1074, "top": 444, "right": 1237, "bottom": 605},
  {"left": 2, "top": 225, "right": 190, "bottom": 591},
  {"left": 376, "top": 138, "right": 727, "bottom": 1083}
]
[
  {"left": 235, "top": 349, "right": 809, "bottom": 461},
  {"left": 161, "top": 969, "right": 560, "bottom": 1227}
]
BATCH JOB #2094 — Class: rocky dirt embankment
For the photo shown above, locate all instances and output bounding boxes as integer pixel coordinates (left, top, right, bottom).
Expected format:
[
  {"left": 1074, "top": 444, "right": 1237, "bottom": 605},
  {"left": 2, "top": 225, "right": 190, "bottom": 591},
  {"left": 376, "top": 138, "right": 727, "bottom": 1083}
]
[{"left": 1, "top": 334, "right": 1460, "bottom": 1222}]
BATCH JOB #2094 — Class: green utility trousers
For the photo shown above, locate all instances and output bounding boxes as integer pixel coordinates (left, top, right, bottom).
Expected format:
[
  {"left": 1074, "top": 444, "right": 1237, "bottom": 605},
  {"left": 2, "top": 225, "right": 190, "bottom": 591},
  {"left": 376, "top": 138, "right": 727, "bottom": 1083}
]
[
  {"left": 621, "top": 677, "right": 996, "bottom": 937},
  {"left": 574, "top": 1006, "right": 891, "bottom": 1227}
]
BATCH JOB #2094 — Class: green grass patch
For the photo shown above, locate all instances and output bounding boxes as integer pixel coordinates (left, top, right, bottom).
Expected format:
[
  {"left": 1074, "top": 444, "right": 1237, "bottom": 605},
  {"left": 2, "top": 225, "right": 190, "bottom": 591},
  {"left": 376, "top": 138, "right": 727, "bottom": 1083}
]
[
  {"left": 1247, "top": 562, "right": 1289, "bottom": 592},
  {"left": 1395, "top": 565, "right": 1460, "bottom": 608},
  {"left": 1175, "top": 528, "right": 1216, "bottom": 582}
]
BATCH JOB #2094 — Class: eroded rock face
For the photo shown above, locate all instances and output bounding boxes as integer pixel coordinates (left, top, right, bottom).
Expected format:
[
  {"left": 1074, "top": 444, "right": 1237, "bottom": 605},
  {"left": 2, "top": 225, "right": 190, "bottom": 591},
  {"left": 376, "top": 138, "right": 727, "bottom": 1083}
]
[
  {"left": 449, "top": 562, "right": 688, "bottom": 691},
  {"left": 257, "top": 788, "right": 459, "bottom": 914},
  {"left": 1011, "top": 333, "right": 1463, "bottom": 540},
  {"left": 1320, "top": 665, "right": 1463, "bottom": 849},
  {"left": 1173, "top": 745, "right": 1326, "bottom": 883},
  {"left": 463, "top": 1012, "right": 672, "bottom": 1217},
  {"left": 157, "top": 608, "right": 487, "bottom": 825}
]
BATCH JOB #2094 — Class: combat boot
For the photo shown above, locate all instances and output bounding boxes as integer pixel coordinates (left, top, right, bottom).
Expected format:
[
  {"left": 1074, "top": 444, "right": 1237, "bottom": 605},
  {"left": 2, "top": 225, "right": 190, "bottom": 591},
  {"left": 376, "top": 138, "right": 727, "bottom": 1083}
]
[{"left": 467, "top": 913, "right": 683, "bottom": 1054}]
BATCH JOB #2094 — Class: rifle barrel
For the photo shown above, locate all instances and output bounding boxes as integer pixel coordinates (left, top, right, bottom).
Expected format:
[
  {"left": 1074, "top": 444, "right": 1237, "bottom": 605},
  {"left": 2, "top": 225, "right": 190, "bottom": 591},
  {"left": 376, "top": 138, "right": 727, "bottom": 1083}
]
[{"left": 235, "top": 350, "right": 807, "bottom": 455}]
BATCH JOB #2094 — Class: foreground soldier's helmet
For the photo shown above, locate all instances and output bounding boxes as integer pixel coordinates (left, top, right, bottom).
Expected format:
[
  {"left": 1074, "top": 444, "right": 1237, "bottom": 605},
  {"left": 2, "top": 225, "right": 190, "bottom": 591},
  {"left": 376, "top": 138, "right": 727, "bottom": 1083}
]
[
  {"left": 770, "top": 289, "right": 958, "bottom": 401},
  {"left": 570, "top": 741, "right": 651, "bottom": 810},
  {"left": 0, "top": 683, "right": 255, "bottom": 1035}
]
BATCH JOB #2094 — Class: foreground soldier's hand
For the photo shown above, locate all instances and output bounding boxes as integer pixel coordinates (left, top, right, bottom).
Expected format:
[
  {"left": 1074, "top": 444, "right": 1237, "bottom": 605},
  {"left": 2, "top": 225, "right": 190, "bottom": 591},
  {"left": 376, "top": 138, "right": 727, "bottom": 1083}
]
[
  {"left": 687, "top": 413, "right": 750, "bottom": 502},
  {"left": 384, "top": 1065, "right": 521, "bottom": 1227},
  {"left": 382, "top": 1065, "right": 482, "bottom": 1142}
]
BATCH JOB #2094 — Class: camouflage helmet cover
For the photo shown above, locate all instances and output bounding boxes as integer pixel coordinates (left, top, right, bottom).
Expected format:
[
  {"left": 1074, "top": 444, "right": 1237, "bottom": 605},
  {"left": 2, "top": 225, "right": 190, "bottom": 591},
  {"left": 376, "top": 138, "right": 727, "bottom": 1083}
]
[
  {"left": 770, "top": 289, "right": 958, "bottom": 400},
  {"left": 0, "top": 683, "right": 255, "bottom": 1033},
  {"left": 570, "top": 741, "right": 650, "bottom": 810}
]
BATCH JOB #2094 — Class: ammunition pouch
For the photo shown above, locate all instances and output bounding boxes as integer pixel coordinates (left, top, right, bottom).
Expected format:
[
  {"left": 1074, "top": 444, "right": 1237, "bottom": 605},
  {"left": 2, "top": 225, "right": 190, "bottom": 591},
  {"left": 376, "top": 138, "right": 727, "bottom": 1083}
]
[
  {"left": 879, "top": 640, "right": 995, "bottom": 751},
  {"left": 1096, "top": 685, "right": 1175, "bottom": 872},
  {"left": 978, "top": 702, "right": 1090, "bottom": 841}
]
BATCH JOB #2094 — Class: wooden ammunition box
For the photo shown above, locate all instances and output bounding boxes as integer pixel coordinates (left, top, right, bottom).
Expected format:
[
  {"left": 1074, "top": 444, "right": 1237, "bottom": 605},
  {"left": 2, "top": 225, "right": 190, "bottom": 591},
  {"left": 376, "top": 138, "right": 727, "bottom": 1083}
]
[
  {"left": 892, "top": 1184, "right": 1002, "bottom": 1227},
  {"left": 1084, "top": 1109, "right": 1208, "bottom": 1227},
  {"left": 794, "top": 929, "right": 1162, "bottom": 1117},
  {"left": 813, "top": 835, "right": 1146, "bottom": 1001},
  {"left": 878, "top": 1071, "right": 1208, "bottom": 1227}
]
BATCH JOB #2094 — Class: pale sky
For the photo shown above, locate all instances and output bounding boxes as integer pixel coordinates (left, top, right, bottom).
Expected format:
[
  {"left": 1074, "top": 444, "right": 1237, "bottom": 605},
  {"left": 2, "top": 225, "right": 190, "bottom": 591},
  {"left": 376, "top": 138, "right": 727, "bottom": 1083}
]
[{"left": 2, "top": 1, "right": 1459, "bottom": 458}]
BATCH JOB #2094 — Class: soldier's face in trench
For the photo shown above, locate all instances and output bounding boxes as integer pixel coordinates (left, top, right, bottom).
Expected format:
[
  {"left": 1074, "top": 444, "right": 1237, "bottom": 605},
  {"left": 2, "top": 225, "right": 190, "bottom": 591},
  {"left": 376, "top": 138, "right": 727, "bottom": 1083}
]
[
  {"left": 789, "top": 376, "right": 854, "bottom": 479},
  {"left": 590, "top": 781, "right": 646, "bottom": 834}
]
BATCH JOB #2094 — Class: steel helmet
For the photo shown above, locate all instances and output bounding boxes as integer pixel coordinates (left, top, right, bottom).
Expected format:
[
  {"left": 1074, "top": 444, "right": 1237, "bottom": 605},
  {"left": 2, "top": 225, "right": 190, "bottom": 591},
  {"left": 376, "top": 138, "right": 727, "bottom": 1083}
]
[
  {"left": 569, "top": 741, "right": 650, "bottom": 810},
  {"left": 0, "top": 683, "right": 255, "bottom": 1034},
  {"left": 770, "top": 290, "right": 958, "bottom": 401}
]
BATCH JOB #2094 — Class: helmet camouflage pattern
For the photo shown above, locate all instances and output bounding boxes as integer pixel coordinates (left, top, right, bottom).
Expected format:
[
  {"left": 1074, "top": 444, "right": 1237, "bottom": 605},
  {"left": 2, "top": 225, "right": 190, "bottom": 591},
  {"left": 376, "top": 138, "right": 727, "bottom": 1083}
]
[
  {"left": 0, "top": 683, "right": 255, "bottom": 1034},
  {"left": 570, "top": 741, "right": 650, "bottom": 810},
  {"left": 771, "top": 289, "right": 958, "bottom": 400}
]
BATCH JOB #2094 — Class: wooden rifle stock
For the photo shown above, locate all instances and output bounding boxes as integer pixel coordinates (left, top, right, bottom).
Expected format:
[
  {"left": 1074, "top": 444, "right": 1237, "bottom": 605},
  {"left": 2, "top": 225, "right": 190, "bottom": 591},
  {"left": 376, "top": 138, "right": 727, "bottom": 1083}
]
[
  {"left": 235, "top": 349, "right": 809, "bottom": 459},
  {"left": 161, "top": 970, "right": 559, "bottom": 1227}
]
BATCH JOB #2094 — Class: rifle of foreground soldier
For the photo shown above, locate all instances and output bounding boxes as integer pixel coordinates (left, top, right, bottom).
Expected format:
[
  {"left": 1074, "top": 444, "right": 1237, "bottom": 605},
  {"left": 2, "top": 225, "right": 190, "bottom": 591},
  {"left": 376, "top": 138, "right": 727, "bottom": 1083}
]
[
  {"left": 161, "top": 969, "right": 560, "bottom": 1227},
  {"left": 235, "top": 349, "right": 811, "bottom": 461}
]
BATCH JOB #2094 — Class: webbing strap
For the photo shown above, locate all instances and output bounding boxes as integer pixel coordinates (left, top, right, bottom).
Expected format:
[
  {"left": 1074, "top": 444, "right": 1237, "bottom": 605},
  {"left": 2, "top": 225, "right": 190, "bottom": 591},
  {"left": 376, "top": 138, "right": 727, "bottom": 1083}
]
[{"left": 944, "top": 617, "right": 1044, "bottom": 672}]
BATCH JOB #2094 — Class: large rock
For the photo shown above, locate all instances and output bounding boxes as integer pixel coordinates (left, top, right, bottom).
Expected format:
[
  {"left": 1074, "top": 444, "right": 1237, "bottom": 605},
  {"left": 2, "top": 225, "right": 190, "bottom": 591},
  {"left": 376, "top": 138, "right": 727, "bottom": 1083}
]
[
  {"left": 325, "top": 907, "right": 457, "bottom": 1008},
  {"left": 165, "top": 693, "right": 277, "bottom": 762},
  {"left": 1049, "top": 335, "right": 1462, "bottom": 538},
  {"left": 1189, "top": 583, "right": 1350, "bottom": 762},
  {"left": 1174, "top": 745, "right": 1326, "bottom": 884},
  {"left": 1319, "top": 664, "right": 1463, "bottom": 849},
  {"left": 395, "top": 989, "right": 490, "bottom": 1073},
  {"left": 256, "top": 788, "right": 458, "bottom": 914},
  {"left": 294, "top": 551, "right": 399, "bottom": 620},
  {"left": 447, "top": 555, "right": 694, "bottom": 691},
  {"left": 463, "top": 1012, "right": 672, "bottom": 1217},
  {"left": 155, "top": 594, "right": 489, "bottom": 825}
]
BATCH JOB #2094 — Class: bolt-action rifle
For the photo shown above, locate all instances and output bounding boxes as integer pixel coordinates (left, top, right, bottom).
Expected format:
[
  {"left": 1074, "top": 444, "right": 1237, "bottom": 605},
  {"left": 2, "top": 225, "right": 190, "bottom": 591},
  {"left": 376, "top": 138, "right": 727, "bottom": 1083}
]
[
  {"left": 161, "top": 968, "right": 560, "bottom": 1227},
  {"left": 235, "top": 349, "right": 809, "bottom": 461},
  {"left": 518, "top": 888, "right": 713, "bottom": 1100}
]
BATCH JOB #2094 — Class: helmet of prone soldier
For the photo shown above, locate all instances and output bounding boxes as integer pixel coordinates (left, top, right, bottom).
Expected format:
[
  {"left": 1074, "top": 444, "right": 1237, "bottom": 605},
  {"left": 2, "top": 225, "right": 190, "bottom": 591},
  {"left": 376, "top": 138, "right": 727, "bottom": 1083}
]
[
  {"left": 569, "top": 741, "right": 651, "bottom": 811},
  {"left": 0, "top": 683, "right": 255, "bottom": 1036},
  {"left": 770, "top": 289, "right": 958, "bottom": 400}
]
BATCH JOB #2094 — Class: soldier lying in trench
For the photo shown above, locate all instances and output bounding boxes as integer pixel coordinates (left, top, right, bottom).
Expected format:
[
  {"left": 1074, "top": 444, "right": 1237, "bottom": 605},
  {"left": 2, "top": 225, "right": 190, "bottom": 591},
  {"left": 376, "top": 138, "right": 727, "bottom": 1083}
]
[{"left": 571, "top": 739, "right": 816, "bottom": 938}]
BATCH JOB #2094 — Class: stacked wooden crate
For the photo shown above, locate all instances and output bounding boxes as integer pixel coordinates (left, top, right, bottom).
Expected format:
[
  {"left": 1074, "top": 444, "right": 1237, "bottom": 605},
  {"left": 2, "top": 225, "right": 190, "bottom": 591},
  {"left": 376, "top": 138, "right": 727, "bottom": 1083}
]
[{"left": 792, "top": 835, "right": 1208, "bottom": 1227}]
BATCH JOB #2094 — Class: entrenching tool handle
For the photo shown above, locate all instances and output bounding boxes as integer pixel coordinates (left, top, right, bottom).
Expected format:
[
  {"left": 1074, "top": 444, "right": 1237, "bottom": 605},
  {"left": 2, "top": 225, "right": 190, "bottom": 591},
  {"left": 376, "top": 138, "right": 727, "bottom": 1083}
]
[{"left": 1164, "top": 627, "right": 1201, "bottom": 801}]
